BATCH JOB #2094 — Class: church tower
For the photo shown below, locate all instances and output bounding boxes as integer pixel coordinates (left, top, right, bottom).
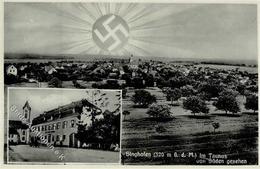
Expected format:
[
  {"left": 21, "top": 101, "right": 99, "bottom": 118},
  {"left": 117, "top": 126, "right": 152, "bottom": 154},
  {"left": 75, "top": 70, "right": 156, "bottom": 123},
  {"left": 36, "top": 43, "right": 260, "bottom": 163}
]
[
  {"left": 22, "top": 101, "right": 31, "bottom": 123},
  {"left": 129, "top": 54, "right": 133, "bottom": 63}
]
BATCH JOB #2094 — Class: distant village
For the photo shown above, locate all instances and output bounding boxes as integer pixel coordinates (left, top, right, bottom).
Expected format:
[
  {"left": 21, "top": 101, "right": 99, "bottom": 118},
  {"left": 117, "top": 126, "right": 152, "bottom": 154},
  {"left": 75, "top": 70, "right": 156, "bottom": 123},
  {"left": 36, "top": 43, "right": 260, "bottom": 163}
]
[{"left": 4, "top": 55, "right": 258, "bottom": 95}]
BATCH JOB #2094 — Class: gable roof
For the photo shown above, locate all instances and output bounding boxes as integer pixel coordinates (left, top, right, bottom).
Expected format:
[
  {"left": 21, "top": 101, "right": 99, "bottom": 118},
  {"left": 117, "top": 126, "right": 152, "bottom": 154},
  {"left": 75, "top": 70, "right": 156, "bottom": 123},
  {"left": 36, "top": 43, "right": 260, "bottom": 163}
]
[{"left": 7, "top": 65, "right": 16, "bottom": 70}]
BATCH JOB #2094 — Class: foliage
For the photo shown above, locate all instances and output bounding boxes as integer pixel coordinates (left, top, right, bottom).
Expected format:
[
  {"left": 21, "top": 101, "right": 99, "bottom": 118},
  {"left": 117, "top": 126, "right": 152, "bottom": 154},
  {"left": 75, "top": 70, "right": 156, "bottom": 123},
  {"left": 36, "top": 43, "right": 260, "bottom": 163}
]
[
  {"left": 183, "top": 96, "right": 209, "bottom": 115},
  {"left": 236, "top": 84, "right": 246, "bottom": 96},
  {"left": 132, "top": 77, "right": 145, "bottom": 89},
  {"left": 198, "top": 82, "right": 223, "bottom": 100},
  {"left": 169, "top": 76, "right": 190, "bottom": 89},
  {"left": 122, "top": 110, "right": 131, "bottom": 120},
  {"left": 181, "top": 85, "right": 196, "bottom": 97},
  {"left": 155, "top": 125, "right": 167, "bottom": 133},
  {"left": 244, "top": 94, "right": 258, "bottom": 113},
  {"left": 166, "top": 88, "right": 182, "bottom": 104},
  {"left": 4, "top": 74, "right": 18, "bottom": 84},
  {"left": 146, "top": 103, "right": 172, "bottom": 119},
  {"left": 220, "top": 89, "right": 239, "bottom": 97},
  {"left": 122, "top": 88, "right": 127, "bottom": 99},
  {"left": 48, "top": 77, "right": 62, "bottom": 88},
  {"left": 213, "top": 92, "right": 240, "bottom": 114},
  {"left": 132, "top": 90, "right": 156, "bottom": 108},
  {"left": 212, "top": 122, "right": 220, "bottom": 133},
  {"left": 144, "top": 74, "right": 155, "bottom": 87},
  {"left": 76, "top": 109, "right": 120, "bottom": 149}
]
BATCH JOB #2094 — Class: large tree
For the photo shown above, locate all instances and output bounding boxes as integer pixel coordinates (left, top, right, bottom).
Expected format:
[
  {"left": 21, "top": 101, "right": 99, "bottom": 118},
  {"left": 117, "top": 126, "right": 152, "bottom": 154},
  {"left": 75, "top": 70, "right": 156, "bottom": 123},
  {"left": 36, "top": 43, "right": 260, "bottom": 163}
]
[
  {"left": 213, "top": 91, "right": 240, "bottom": 114},
  {"left": 132, "top": 90, "right": 156, "bottom": 108},
  {"left": 244, "top": 94, "right": 258, "bottom": 113},
  {"left": 166, "top": 88, "right": 182, "bottom": 105},
  {"left": 183, "top": 96, "right": 209, "bottom": 116},
  {"left": 146, "top": 103, "right": 172, "bottom": 119}
]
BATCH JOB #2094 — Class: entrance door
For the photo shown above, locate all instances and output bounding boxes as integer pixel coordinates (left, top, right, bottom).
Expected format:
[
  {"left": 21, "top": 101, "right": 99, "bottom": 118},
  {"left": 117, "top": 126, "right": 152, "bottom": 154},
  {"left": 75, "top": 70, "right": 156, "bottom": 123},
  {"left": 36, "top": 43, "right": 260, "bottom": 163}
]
[{"left": 69, "top": 133, "right": 77, "bottom": 147}]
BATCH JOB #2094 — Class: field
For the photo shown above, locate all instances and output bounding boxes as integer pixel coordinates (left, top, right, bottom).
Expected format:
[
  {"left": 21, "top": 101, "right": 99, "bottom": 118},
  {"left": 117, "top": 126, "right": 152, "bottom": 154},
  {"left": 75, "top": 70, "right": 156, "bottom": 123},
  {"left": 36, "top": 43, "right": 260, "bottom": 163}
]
[{"left": 121, "top": 88, "right": 258, "bottom": 165}]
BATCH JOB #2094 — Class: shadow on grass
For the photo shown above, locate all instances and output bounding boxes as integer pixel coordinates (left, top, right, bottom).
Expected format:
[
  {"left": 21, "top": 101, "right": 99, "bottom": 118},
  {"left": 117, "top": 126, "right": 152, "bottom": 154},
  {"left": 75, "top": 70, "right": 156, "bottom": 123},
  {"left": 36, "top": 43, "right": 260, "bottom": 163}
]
[
  {"left": 124, "top": 117, "right": 175, "bottom": 123},
  {"left": 186, "top": 115, "right": 212, "bottom": 119},
  {"left": 144, "top": 117, "right": 175, "bottom": 122},
  {"left": 242, "top": 111, "right": 258, "bottom": 115},
  {"left": 132, "top": 105, "right": 148, "bottom": 108},
  {"left": 211, "top": 113, "right": 241, "bottom": 117}
]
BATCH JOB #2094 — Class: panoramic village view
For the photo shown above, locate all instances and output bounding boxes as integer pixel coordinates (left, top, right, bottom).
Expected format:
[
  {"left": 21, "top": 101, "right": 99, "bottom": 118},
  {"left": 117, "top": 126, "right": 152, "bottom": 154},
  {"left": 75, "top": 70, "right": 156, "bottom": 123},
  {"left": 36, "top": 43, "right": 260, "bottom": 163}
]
[{"left": 4, "top": 3, "right": 258, "bottom": 165}]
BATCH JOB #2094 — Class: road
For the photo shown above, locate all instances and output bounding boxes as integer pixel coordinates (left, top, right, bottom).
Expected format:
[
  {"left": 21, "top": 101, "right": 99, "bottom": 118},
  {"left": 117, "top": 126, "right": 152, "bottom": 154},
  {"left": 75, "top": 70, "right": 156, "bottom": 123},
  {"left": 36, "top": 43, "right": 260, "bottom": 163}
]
[{"left": 8, "top": 145, "right": 120, "bottom": 163}]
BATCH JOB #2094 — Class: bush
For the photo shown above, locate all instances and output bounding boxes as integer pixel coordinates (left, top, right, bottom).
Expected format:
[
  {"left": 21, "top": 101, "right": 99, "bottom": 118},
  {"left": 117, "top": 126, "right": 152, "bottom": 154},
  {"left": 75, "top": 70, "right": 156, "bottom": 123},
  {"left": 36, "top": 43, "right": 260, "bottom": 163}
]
[
  {"left": 155, "top": 125, "right": 167, "bottom": 133},
  {"left": 48, "top": 77, "right": 62, "bottom": 88}
]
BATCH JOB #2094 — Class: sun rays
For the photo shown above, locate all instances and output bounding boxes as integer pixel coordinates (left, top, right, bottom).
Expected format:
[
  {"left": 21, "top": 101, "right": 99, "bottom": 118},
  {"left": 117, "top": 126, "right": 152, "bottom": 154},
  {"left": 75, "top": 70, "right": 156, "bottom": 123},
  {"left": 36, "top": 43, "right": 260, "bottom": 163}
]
[
  {"left": 37, "top": 3, "right": 191, "bottom": 57},
  {"left": 8, "top": 3, "right": 199, "bottom": 57}
]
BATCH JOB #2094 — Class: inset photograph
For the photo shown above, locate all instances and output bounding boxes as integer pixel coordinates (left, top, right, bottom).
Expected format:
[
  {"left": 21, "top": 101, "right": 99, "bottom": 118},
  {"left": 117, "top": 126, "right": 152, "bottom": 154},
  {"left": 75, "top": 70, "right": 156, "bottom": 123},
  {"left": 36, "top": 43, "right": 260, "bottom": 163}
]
[{"left": 7, "top": 88, "right": 121, "bottom": 164}]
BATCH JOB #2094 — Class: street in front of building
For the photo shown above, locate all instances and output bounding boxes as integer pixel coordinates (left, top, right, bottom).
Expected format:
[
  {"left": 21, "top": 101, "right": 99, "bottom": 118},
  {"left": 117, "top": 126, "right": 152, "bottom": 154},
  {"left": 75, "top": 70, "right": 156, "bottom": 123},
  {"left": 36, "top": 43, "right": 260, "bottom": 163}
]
[{"left": 9, "top": 145, "right": 119, "bottom": 163}]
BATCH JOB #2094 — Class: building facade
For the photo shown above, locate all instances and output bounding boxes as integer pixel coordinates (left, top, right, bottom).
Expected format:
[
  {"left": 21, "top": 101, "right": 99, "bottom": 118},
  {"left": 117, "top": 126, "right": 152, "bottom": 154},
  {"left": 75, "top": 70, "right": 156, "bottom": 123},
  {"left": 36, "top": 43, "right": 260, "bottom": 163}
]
[
  {"left": 6, "top": 65, "right": 17, "bottom": 76},
  {"left": 31, "top": 100, "right": 101, "bottom": 148}
]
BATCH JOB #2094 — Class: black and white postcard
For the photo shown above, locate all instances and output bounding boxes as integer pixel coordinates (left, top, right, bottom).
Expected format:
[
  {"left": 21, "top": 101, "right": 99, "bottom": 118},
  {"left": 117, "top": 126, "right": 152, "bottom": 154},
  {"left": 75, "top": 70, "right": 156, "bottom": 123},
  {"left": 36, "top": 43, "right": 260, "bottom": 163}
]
[{"left": 3, "top": 2, "right": 258, "bottom": 165}]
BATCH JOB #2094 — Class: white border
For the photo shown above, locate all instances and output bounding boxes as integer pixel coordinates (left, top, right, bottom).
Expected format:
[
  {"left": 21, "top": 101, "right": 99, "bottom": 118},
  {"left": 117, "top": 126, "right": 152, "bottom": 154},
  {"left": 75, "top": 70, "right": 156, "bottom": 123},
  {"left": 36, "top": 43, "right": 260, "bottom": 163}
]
[
  {"left": 7, "top": 87, "right": 122, "bottom": 165},
  {"left": 2, "top": 0, "right": 259, "bottom": 4}
]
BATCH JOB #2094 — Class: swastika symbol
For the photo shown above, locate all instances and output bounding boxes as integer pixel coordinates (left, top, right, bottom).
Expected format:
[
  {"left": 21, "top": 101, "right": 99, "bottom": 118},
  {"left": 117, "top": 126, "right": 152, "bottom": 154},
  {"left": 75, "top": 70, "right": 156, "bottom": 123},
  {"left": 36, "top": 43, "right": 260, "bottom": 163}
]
[{"left": 92, "top": 14, "right": 129, "bottom": 51}]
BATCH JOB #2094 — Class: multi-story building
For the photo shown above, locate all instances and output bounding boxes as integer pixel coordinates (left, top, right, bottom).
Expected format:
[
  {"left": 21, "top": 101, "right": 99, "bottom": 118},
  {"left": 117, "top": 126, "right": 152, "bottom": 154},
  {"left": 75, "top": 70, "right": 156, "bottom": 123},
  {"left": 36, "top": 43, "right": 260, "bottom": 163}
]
[{"left": 31, "top": 99, "right": 101, "bottom": 148}]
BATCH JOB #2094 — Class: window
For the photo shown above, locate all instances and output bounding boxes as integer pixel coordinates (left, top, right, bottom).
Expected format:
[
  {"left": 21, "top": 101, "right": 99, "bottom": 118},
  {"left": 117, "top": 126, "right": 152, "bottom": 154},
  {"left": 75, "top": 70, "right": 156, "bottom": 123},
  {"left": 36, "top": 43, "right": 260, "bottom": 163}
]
[
  {"left": 63, "top": 135, "right": 66, "bottom": 140},
  {"left": 62, "top": 121, "right": 67, "bottom": 129},
  {"left": 71, "top": 120, "right": 75, "bottom": 128},
  {"left": 52, "top": 135, "right": 55, "bottom": 142},
  {"left": 24, "top": 113, "right": 27, "bottom": 119},
  {"left": 22, "top": 137, "right": 25, "bottom": 141},
  {"left": 57, "top": 122, "right": 61, "bottom": 129},
  {"left": 38, "top": 126, "right": 40, "bottom": 131},
  {"left": 45, "top": 135, "right": 47, "bottom": 140},
  {"left": 45, "top": 125, "right": 47, "bottom": 131},
  {"left": 42, "top": 126, "right": 45, "bottom": 131},
  {"left": 52, "top": 123, "right": 56, "bottom": 130},
  {"left": 56, "top": 135, "right": 60, "bottom": 141},
  {"left": 22, "top": 130, "right": 25, "bottom": 135},
  {"left": 48, "top": 125, "right": 52, "bottom": 130}
]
